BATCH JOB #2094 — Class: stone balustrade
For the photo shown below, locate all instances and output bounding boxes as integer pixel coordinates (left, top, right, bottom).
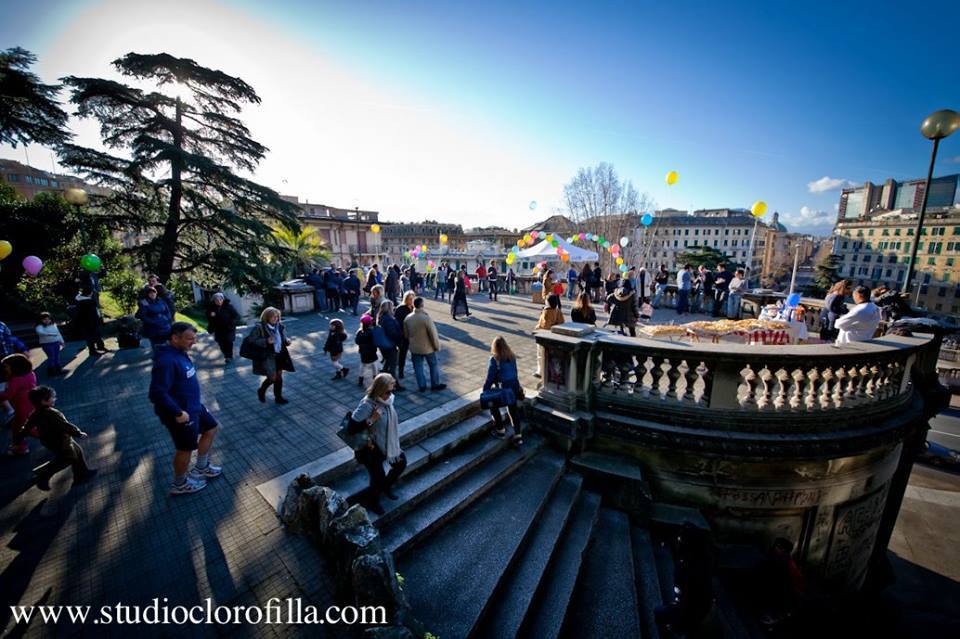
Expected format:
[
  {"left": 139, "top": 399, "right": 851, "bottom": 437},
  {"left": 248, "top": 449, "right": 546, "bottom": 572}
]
[{"left": 531, "top": 323, "right": 945, "bottom": 593}]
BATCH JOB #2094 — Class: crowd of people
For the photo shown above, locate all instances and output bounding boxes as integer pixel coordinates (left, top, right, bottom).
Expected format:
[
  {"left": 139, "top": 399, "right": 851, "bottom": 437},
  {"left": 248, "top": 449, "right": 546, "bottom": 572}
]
[{"left": 0, "top": 254, "right": 892, "bottom": 498}]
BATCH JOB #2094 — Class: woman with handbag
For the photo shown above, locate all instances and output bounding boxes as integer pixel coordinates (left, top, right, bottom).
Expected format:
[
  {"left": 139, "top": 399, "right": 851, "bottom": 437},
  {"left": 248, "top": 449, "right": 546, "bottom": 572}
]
[
  {"left": 482, "top": 337, "right": 524, "bottom": 446},
  {"left": 376, "top": 300, "right": 405, "bottom": 391},
  {"left": 247, "top": 307, "right": 295, "bottom": 404},
  {"left": 451, "top": 271, "right": 471, "bottom": 320},
  {"left": 351, "top": 373, "right": 406, "bottom": 515}
]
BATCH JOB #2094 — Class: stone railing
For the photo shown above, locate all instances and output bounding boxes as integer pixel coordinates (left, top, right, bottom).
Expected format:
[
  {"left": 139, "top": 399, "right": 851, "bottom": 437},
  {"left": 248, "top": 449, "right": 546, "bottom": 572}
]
[{"left": 535, "top": 324, "right": 934, "bottom": 431}]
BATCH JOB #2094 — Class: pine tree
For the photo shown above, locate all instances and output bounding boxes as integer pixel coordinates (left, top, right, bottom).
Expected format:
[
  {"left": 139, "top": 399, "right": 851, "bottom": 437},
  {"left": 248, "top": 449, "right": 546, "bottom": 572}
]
[
  {"left": 57, "top": 52, "right": 300, "bottom": 290},
  {"left": 804, "top": 254, "right": 842, "bottom": 297},
  {"left": 0, "top": 47, "right": 70, "bottom": 148}
]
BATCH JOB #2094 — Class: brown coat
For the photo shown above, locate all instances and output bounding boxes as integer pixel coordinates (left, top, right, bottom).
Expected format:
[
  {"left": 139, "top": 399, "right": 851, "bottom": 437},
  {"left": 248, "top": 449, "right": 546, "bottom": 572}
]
[
  {"left": 404, "top": 309, "right": 441, "bottom": 355},
  {"left": 535, "top": 307, "right": 564, "bottom": 331}
]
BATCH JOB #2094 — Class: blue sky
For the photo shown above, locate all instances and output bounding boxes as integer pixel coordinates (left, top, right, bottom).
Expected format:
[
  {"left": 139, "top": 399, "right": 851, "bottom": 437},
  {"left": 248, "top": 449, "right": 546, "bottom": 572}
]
[{"left": 3, "top": 0, "right": 959, "bottom": 235}]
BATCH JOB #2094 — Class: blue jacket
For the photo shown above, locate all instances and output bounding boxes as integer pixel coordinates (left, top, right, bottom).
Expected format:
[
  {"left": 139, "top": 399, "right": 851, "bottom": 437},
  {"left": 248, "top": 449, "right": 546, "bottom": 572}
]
[
  {"left": 483, "top": 356, "right": 521, "bottom": 393},
  {"left": 137, "top": 298, "right": 172, "bottom": 338},
  {"left": 379, "top": 314, "right": 403, "bottom": 348},
  {"left": 149, "top": 344, "right": 204, "bottom": 420}
]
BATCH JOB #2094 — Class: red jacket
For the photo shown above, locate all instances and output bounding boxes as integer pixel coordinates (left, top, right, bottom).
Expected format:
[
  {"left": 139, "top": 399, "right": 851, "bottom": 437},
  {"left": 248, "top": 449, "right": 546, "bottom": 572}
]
[{"left": 0, "top": 372, "right": 37, "bottom": 428}]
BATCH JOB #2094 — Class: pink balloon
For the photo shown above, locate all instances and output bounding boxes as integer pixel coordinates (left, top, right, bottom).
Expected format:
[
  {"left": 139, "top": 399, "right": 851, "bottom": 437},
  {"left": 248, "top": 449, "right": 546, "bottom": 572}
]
[
  {"left": 578, "top": 232, "right": 585, "bottom": 241},
  {"left": 22, "top": 255, "right": 43, "bottom": 276},
  {"left": 531, "top": 231, "right": 540, "bottom": 239},
  {"left": 610, "top": 244, "right": 620, "bottom": 254}
]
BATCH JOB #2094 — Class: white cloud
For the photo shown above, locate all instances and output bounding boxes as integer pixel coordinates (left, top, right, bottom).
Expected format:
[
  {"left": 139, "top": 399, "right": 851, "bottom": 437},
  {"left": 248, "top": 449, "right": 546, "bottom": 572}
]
[
  {"left": 778, "top": 206, "right": 835, "bottom": 236},
  {"left": 807, "top": 176, "right": 855, "bottom": 193}
]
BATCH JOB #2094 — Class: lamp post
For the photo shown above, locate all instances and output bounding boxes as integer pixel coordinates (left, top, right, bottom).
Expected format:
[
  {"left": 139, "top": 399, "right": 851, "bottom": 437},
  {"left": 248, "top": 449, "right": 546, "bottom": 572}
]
[
  {"left": 64, "top": 187, "right": 88, "bottom": 244},
  {"left": 902, "top": 109, "right": 960, "bottom": 296}
]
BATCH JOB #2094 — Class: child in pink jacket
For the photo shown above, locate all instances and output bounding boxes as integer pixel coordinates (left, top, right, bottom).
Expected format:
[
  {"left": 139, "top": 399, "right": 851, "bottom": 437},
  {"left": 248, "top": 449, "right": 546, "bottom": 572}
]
[{"left": 1, "top": 354, "right": 38, "bottom": 455}]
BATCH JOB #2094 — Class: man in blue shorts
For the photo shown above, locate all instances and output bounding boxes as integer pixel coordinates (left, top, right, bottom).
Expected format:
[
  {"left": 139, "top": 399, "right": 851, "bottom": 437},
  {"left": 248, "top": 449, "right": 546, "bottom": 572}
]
[{"left": 149, "top": 322, "right": 222, "bottom": 495}]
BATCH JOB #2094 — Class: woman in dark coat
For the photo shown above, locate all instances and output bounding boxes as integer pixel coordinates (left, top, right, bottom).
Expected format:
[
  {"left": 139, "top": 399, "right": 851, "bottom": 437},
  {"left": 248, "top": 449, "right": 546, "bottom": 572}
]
[
  {"left": 394, "top": 292, "right": 415, "bottom": 379},
  {"left": 207, "top": 292, "right": 239, "bottom": 363},
  {"left": 451, "top": 271, "right": 471, "bottom": 319},
  {"left": 606, "top": 279, "right": 640, "bottom": 336},
  {"left": 74, "top": 287, "right": 106, "bottom": 356},
  {"left": 248, "top": 306, "right": 294, "bottom": 404},
  {"left": 377, "top": 300, "right": 405, "bottom": 391},
  {"left": 136, "top": 287, "right": 173, "bottom": 348}
]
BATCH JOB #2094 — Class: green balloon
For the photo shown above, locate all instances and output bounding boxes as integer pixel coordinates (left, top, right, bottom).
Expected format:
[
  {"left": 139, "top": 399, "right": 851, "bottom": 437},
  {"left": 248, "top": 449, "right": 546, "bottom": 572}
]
[
  {"left": 80, "top": 253, "right": 102, "bottom": 272},
  {"left": 551, "top": 239, "right": 559, "bottom": 247}
]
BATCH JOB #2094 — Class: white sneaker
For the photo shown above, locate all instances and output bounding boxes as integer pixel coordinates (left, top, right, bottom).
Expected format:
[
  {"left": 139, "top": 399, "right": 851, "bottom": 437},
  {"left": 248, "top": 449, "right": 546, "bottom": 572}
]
[
  {"left": 190, "top": 463, "right": 222, "bottom": 479},
  {"left": 170, "top": 476, "right": 207, "bottom": 495}
]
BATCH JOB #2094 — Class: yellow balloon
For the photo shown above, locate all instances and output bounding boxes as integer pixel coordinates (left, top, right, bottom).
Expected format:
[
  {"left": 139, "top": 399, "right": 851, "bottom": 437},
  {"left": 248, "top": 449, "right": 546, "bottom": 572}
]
[
  {"left": 0, "top": 240, "right": 11, "bottom": 260},
  {"left": 440, "top": 234, "right": 448, "bottom": 244},
  {"left": 545, "top": 234, "right": 553, "bottom": 243},
  {"left": 666, "top": 170, "right": 679, "bottom": 185},
  {"left": 421, "top": 244, "right": 427, "bottom": 252},
  {"left": 371, "top": 223, "right": 381, "bottom": 233},
  {"left": 506, "top": 254, "right": 515, "bottom": 264},
  {"left": 616, "top": 257, "right": 624, "bottom": 265},
  {"left": 524, "top": 234, "right": 532, "bottom": 242},
  {"left": 751, "top": 200, "right": 768, "bottom": 217}
]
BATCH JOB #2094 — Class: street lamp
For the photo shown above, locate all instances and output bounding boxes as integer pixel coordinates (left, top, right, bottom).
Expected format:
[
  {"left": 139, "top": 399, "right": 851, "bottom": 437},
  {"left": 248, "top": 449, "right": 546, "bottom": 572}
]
[
  {"left": 902, "top": 109, "right": 960, "bottom": 296},
  {"left": 64, "top": 187, "right": 88, "bottom": 244}
]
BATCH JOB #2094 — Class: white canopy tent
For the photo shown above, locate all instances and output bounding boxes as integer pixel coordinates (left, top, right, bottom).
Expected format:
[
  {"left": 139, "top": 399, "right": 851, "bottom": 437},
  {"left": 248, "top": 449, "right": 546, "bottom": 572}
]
[{"left": 515, "top": 236, "right": 599, "bottom": 262}]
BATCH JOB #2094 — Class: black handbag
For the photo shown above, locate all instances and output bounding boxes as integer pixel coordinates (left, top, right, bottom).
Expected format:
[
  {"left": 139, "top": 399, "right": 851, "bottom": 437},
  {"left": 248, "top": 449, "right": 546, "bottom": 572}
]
[{"left": 336, "top": 411, "right": 370, "bottom": 451}]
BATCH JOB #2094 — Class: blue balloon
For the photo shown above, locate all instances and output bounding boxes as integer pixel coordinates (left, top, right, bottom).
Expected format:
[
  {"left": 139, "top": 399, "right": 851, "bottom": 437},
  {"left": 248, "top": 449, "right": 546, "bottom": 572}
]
[
  {"left": 641, "top": 213, "right": 653, "bottom": 226},
  {"left": 787, "top": 293, "right": 801, "bottom": 306},
  {"left": 619, "top": 264, "right": 628, "bottom": 272},
  {"left": 512, "top": 246, "right": 520, "bottom": 254}
]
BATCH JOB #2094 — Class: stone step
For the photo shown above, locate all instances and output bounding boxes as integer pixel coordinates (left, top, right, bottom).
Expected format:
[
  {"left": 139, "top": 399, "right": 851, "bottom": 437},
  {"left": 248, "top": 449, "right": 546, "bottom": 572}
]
[
  {"left": 380, "top": 434, "right": 547, "bottom": 556},
  {"left": 632, "top": 526, "right": 663, "bottom": 639},
  {"left": 559, "top": 508, "right": 642, "bottom": 639},
  {"left": 255, "top": 390, "right": 485, "bottom": 510},
  {"left": 474, "top": 473, "right": 583, "bottom": 639},
  {"left": 518, "top": 490, "right": 602, "bottom": 639},
  {"left": 654, "top": 538, "right": 677, "bottom": 606},
  {"left": 650, "top": 502, "right": 710, "bottom": 532},
  {"left": 342, "top": 420, "right": 508, "bottom": 529},
  {"left": 395, "top": 449, "right": 566, "bottom": 639},
  {"left": 570, "top": 450, "right": 646, "bottom": 482}
]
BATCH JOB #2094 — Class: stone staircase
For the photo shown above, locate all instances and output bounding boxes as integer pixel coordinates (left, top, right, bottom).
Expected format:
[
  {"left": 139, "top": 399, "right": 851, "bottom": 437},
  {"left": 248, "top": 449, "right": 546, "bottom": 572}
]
[{"left": 257, "top": 394, "right": 764, "bottom": 638}]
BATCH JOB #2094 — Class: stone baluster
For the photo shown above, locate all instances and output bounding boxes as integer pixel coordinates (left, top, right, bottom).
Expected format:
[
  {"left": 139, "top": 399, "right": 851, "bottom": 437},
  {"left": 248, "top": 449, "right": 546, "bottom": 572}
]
[
  {"left": 789, "top": 369, "right": 805, "bottom": 410},
  {"left": 676, "top": 360, "right": 693, "bottom": 403},
  {"left": 818, "top": 367, "right": 835, "bottom": 410},
  {"left": 640, "top": 356, "right": 655, "bottom": 398},
  {"left": 694, "top": 361, "right": 710, "bottom": 405},
  {"left": 805, "top": 369, "right": 820, "bottom": 410},
  {"left": 855, "top": 365, "right": 870, "bottom": 401},
  {"left": 844, "top": 366, "right": 859, "bottom": 403},
  {"left": 831, "top": 367, "right": 846, "bottom": 408},
  {"left": 650, "top": 357, "right": 665, "bottom": 400},
  {"left": 738, "top": 365, "right": 756, "bottom": 408},
  {"left": 865, "top": 364, "right": 880, "bottom": 399},
  {"left": 756, "top": 367, "right": 773, "bottom": 410},
  {"left": 773, "top": 368, "right": 790, "bottom": 411},
  {"left": 658, "top": 359, "right": 673, "bottom": 400}
]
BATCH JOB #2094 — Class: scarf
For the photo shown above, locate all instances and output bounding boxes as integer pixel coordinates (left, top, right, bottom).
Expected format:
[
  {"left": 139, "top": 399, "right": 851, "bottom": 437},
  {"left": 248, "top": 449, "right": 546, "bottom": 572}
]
[
  {"left": 264, "top": 322, "right": 282, "bottom": 353},
  {"left": 377, "top": 396, "right": 401, "bottom": 463}
]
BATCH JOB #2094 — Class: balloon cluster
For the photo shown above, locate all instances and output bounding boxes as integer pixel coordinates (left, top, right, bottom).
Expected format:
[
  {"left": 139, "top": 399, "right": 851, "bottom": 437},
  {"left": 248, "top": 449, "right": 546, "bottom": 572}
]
[
  {"left": 0, "top": 240, "right": 48, "bottom": 277},
  {"left": 564, "top": 231, "right": 634, "bottom": 272}
]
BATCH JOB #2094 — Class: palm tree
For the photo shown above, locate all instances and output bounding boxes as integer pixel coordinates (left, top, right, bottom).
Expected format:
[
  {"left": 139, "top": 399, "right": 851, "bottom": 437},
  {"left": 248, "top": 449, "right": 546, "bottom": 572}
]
[{"left": 271, "top": 225, "right": 330, "bottom": 278}]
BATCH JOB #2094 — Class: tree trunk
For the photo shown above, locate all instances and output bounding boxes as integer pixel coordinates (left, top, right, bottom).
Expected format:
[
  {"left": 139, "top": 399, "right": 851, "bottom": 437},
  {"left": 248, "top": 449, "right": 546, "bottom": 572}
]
[{"left": 157, "top": 97, "right": 183, "bottom": 283}]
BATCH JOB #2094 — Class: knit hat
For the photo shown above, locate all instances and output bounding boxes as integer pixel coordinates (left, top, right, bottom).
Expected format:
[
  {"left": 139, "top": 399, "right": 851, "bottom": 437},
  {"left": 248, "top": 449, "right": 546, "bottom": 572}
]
[{"left": 360, "top": 314, "right": 374, "bottom": 325}]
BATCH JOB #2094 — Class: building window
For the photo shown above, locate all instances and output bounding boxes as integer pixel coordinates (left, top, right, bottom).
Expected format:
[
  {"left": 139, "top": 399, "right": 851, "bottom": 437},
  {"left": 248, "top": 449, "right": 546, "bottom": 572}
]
[
  {"left": 24, "top": 175, "right": 33, "bottom": 184},
  {"left": 684, "top": 229, "right": 689, "bottom": 236},
  {"left": 882, "top": 229, "right": 889, "bottom": 236},
  {"left": 888, "top": 255, "right": 897, "bottom": 263},
  {"left": 868, "top": 229, "right": 874, "bottom": 236},
  {"left": 907, "top": 228, "right": 914, "bottom": 236},
  {"left": 6, "top": 174, "right": 19, "bottom": 182},
  {"left": 927, "top": 257, "right": 936, "bottom": 265},
  {"left": 895, "top": 228, "right": 901, "bottom": 236},
  {"left": 863, "top": 255, "right": 871, "bottom": 263},
  {"left": 949, "top": 258, "right": 955, "bottom": 266},
  {"left": 885, "top": 269, "right": 892, "bottom": 277},
  {"left": 841, "top": 241, "right": 848, "bottom": 249}
]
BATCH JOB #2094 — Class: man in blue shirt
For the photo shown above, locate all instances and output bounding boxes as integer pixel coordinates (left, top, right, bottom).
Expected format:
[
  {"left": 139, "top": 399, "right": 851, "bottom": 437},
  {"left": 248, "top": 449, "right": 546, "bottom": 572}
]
[
  {"left": 149, "top": 322, "right": 222, "bottom": 495},
  {"left": 566, "top": 266, "right": 578, "bottom": 300},
  {"left": 676, "top": 263, "right": 693, "bottom": 315}
]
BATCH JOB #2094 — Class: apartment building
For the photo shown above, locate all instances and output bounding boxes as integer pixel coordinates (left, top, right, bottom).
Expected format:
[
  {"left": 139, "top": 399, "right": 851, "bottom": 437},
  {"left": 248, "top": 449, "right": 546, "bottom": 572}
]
[{"left": 636, "top": 208, "right": 767, "bottom": 279}]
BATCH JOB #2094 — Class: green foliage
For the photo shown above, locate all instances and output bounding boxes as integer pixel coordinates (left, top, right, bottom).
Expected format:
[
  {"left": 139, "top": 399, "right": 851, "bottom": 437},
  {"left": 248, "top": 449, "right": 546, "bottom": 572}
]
[
  {"left": 804, "top": 254, "right": 842, "bottom": 298},
  {"left": 58, "top": 51, "right": 301, "bottom": 288},
  {"left": 675, "top": 246, "right": 742, "bottom": 271},
  {"left": 0, "top": 190, "right": 142, "bottom": 318},
  {"left": 101, "top": 256, "right": 142, "bottom": 315},
  {"left": 0, "top": 47, "right": 70, "bottom": 148},
  {"left": 270, "top": 225, "right": 330, "bottom": 279},
  {"left": 395, "top": 572, "right": 405, "bottom": 591}
]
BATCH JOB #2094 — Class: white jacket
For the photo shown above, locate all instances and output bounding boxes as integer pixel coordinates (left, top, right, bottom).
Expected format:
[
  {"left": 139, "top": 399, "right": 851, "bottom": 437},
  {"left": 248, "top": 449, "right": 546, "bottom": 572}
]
[
  {"left": 834, "top": 302, "right": 881, "bottom": 344},
  {"left": 35, "top": 323, "right": 64, "bottom": 345}
]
